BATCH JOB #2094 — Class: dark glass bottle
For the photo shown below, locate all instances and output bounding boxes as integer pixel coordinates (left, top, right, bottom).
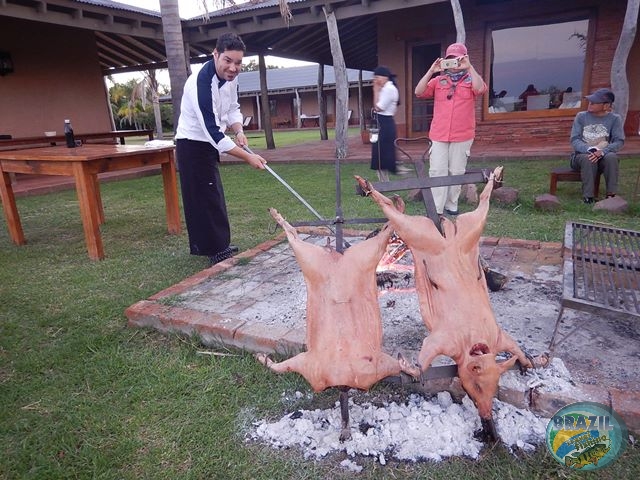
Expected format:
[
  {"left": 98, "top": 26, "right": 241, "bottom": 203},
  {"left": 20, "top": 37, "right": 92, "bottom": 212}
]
[{"left": 64, "top": 119, "right": 76, "bottom": 148}]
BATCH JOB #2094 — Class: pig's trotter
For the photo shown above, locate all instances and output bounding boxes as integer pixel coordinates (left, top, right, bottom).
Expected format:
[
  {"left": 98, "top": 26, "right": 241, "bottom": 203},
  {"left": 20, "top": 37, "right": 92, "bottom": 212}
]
[
  {"left": 354, "top": 175, "right": 372, "bottom": 196},
  {"left": 398, "top": 353, "right": 421, "bottom": 379},
  {"left": 338, "top": 387, "right": 351, "bottom": 442},
  {"left": 255, "top": 352, "right": 274, "bottom": 368},
  {"left": 534, "top": 352, "right": 550, "bottom": 369},
  {"left": 517, "top": 349, "right": 536, "bottom": 374}
]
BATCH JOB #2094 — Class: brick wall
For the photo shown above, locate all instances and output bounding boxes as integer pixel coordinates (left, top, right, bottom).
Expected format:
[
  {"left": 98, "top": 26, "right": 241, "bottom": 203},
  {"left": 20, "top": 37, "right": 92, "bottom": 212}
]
[{"left": 476, "top": 119, "right": 575, "bottom": 146}]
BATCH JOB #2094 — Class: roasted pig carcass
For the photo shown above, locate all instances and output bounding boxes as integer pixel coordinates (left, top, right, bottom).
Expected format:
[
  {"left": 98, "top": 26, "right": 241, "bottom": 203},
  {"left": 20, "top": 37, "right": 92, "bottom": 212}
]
[
  {"left": 355, "top": 168, "right": 533, "bottom": 441},
  {"left": 256, "top": 208, "right": 417, "bottom": 441}
]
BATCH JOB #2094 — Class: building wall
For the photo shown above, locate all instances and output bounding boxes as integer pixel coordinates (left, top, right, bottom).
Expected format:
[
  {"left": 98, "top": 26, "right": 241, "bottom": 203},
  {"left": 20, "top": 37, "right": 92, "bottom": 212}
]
[
  {"left": 377, "top": 0, "right": 638, "bottom": 143},
  {"left": 0, "top": 18, "right": 112, "bottom": 138}
]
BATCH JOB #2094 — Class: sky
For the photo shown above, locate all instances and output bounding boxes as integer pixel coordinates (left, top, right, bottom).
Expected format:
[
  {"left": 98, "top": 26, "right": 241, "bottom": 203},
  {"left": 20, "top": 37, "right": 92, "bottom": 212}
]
[{"left": 108, "top": 0, "right": 313, "bottom": 85}]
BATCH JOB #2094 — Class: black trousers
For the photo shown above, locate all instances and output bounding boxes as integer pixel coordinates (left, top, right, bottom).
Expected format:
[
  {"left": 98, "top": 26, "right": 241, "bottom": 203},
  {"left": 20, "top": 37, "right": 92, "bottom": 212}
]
[
  {"left": 370, "top": 113, "right": 397, "bottom": 173},
  {"left": 176, "top": 139, "right": 230, "bottom": 257}
]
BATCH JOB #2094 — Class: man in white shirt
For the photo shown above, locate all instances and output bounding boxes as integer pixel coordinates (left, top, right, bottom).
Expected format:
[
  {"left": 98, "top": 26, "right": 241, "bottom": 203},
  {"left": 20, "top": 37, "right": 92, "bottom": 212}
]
[{"left": 175, "top": 32, "right": 266, "bottom": 265}]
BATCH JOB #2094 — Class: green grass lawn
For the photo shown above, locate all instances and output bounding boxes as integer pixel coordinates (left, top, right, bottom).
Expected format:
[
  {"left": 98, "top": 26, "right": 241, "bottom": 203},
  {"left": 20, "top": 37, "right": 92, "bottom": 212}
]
[{"left": 0, "top": 140, "right": 639, "bottom": 478}]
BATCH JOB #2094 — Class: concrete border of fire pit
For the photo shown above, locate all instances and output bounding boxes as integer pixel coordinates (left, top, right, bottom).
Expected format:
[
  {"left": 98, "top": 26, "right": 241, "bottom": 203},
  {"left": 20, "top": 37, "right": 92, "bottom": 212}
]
[{"left": 125, "top": 230, "right": 640, "bottom": 434}]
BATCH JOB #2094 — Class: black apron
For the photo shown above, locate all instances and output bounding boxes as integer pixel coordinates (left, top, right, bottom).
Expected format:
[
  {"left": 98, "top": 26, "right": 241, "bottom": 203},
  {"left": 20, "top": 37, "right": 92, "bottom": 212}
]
[
  {"left": 370, "top": 113, "right": 397, "bottom": 173},
  {"left": 176, "top": 138, "right": 230, "bottom": 257}
]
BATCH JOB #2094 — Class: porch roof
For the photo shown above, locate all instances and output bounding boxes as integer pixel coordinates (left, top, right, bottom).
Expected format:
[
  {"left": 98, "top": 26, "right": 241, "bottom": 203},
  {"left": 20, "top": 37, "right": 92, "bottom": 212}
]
[{"left": 0, "top": 0, "right": 445, "bottom": 74}]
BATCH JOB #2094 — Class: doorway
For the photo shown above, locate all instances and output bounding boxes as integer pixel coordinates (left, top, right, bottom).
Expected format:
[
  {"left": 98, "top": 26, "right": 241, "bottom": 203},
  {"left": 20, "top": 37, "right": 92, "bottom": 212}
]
[{"left": 410, "top": 43, "right": 440, "bottom": 136}]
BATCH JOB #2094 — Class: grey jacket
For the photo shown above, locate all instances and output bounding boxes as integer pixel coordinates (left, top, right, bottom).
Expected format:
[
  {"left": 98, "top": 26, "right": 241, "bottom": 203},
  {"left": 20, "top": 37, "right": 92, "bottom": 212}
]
[{"left": 570, "top": 111, "right": 625, "bottom": 155}]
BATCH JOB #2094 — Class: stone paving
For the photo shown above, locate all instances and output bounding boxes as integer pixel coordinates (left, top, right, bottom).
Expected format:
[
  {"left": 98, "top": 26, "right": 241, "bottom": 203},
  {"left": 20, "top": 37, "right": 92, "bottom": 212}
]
[{"left": 126, "top": 230, "right": 640, "bottom": 433}]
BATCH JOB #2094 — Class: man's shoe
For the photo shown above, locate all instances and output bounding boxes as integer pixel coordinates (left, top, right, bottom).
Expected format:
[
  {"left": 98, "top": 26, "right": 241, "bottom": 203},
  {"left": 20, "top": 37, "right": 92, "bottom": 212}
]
[
  {"left": 229, "top": 245, "right": 239, "bottom": 254},
  {"left": 444, "top": 208, "right": 459, "bottom": 216},
  {"left": 583, "top": 197, "right": 594, "bottom": 204}
]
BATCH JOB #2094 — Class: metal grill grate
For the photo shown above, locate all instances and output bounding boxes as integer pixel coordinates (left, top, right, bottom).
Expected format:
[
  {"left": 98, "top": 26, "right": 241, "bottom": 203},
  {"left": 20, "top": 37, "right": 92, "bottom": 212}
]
[{"left": 563, "top": 222, "right": 640, "bottom": 317}]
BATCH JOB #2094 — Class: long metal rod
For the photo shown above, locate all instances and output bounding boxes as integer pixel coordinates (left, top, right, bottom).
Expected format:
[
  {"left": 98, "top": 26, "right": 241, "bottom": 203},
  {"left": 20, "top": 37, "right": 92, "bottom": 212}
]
[
  {"left": 243, "top": 146, "right": 326, "bottom": 222},
  {"left": 243, "top": 146, "right": 339, "bottom": 239},
  {"left": 264, "top": 164, "right": 326, "bottom": 222}
]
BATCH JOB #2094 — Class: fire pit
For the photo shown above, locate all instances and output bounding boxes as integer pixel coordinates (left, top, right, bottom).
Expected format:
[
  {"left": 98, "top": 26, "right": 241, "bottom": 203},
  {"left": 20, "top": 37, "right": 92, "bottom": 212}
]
[{"left": 126, "top": 228, "right": 640, "bottom": 438}]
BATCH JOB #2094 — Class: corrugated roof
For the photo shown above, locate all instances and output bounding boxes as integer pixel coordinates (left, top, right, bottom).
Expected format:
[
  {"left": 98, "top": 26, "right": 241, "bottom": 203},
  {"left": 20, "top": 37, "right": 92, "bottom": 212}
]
[
  {"left": 237, "top": 64, "right": 373, "bottom": 94},
  {"left": 75, "top": 0, "right": 160, "bottom": 17},
  {"left": 1, "top": 0, "right": 442, "bottom": 73}
]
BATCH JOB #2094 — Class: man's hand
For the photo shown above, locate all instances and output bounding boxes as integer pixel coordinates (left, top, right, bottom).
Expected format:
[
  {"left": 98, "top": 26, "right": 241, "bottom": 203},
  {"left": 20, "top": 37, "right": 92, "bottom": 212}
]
[
  {"left": 246, "top": 153, "right": 266, "bottom": 170},
  {"left": 235, "top": 131, "right": 248, "bottom": 148},
  {"left": 588, "top": 149, "right": 603, "bottom": 164}
]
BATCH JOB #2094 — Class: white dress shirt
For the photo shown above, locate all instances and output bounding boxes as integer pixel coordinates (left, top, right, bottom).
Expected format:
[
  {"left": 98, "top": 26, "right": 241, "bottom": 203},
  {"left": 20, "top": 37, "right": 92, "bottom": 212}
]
[{"left": 175, "top": 60, "right": 243, "bottom": 153}]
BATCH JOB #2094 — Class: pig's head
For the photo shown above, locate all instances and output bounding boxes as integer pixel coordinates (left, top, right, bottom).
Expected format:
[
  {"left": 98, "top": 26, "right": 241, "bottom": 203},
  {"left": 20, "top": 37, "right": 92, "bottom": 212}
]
[{"left": 457, "top": 343, "right": 512, "bottom": 419}]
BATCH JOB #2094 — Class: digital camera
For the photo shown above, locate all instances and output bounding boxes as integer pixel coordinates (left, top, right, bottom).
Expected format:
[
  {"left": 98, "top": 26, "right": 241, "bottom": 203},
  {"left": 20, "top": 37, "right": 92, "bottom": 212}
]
[{"left": 440, "top": 58, "right": 460, "bottom": 70}]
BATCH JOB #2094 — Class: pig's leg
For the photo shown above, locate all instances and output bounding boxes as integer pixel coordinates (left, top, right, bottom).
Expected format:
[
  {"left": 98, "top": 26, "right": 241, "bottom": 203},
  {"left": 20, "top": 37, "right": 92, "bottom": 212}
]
[
  {"left": 269, "top": 208, "right": 300, "bottom": 243},
  {"left": 255, "top": 352, "right": 310, "bottom": 375},
  {"left": 345, "top": 221, "right": 395, "bottom": 264},
  {"left": 338, "top": 387, "right": 351, "bottom": 442},
  {"left": 455, "top": 167, "right": 503, "bottom": 249},
  {"left": 398, "top": 353, "right": 421, "bottom": 378},
  {"left": 416, "top": 333, "right": 450, "bottom": 381},
  {"left": 496, "top": 331, "right": 533, "bottom": 371},
  {"left": 269, "top": 207, "right": 330, "bottom": 275},
  {"left": 354, "top": 175, "right": 443, "bottom": 249}
]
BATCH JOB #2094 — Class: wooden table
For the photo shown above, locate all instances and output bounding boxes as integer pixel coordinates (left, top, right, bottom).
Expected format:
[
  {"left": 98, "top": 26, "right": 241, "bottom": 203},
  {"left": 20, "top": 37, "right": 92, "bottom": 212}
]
[
  {"left": 0, "top": 144, "right": 181, "bottom": 260},
  {"left": 300, "top": 115, "right": 320, "bottom": 127}
]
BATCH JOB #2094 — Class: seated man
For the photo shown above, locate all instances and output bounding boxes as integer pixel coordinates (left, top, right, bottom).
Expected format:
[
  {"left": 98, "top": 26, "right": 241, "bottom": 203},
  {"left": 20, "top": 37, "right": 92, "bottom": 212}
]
[{"left": 569, "top": 88, "right": 625, "bottom": 204}]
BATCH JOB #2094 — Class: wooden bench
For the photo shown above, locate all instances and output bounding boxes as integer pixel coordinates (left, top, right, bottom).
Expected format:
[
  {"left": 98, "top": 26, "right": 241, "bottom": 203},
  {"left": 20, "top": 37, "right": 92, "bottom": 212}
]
[{"left": 549, "top": 167, "right": 600, "bottom": 197}]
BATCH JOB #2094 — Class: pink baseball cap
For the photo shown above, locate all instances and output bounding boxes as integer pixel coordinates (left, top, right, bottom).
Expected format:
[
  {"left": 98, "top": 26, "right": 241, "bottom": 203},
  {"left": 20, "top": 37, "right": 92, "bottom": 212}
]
[{"left": 445, "top": 43, "right": 468, "bottom": 58}]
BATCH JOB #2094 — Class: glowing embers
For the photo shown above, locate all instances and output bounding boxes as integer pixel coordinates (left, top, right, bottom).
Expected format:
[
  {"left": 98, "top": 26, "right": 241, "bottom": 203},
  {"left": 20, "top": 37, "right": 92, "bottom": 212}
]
[{"left": 376, "top": 233, "right": 415, "bottom": 293}]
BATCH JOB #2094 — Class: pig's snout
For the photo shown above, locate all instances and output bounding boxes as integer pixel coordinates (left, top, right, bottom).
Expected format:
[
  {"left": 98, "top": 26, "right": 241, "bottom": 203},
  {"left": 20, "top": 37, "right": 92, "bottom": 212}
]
[{"left": 475, "top": 398, "right": 494, "bottom": 420}]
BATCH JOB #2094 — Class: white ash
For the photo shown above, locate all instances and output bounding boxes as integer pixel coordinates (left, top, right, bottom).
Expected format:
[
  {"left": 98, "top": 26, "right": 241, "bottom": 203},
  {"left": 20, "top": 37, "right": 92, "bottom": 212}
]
[
  {"left": 500, "top": 357, "right": 575, "bottom": 393},
  {"left": 339, "top": 459, "right": 363, "bottom": 473},
  {"left": 249, "top": 392, "right": 549, "bottom": 464}
]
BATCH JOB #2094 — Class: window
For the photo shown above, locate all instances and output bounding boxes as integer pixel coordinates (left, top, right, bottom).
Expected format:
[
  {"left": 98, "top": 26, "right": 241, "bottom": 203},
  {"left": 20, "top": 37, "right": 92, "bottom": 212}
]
[
  {"left": 487, "top": 19, "right": 589, "bottom": 116},
  {"left": 269, "top": 99, "right": 277, "bottom": 116}
]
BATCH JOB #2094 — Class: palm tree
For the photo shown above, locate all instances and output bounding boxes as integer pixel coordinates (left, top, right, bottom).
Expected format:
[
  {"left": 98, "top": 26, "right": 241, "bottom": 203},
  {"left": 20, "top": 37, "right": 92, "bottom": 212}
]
[
  {"left": 158, "top": 0, "right": 189, "bottom": 132},
  {"left": 129, "top": 70, "right": 164, "bottom": 139}
]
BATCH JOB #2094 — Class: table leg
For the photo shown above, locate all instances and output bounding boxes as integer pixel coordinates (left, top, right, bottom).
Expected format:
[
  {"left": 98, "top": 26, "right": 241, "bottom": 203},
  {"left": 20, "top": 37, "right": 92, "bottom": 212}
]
[
  {"left": 160, "top": 150, "right": 182, "bottom": 234},
  {"left": 93, "top": 175, "right": 105, "bottom": 225},
  {"left": 73, "top": 163, "right": 104, "bottom": 260},
  {"left": 0, "top": 169, "right": 26, "bottom": 245}
]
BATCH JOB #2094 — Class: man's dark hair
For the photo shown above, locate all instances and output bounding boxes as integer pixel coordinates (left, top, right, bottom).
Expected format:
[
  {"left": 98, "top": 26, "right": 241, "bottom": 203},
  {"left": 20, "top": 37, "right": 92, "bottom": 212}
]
[{"left": 215, "top": 33, "right": 246, "bottom": 53}]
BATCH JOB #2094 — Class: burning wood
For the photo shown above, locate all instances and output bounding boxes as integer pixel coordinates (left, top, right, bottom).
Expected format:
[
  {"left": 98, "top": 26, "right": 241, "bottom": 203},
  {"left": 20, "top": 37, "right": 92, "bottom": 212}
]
[
  {"left": 256, "top": 207, "right": 418, "bottom": 441},
  {"left": 355, "top": 167, "right": 533, "bottom": 442}
]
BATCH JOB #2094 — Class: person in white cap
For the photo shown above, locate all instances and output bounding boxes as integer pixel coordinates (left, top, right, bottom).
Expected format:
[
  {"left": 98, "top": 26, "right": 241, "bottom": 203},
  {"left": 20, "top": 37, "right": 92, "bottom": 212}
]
[
  {"left": 414, "top": 42, "right": 487, "bottom": 216},
  {"left": 569, "top": 87, "right": 625, "bottom": 204}
]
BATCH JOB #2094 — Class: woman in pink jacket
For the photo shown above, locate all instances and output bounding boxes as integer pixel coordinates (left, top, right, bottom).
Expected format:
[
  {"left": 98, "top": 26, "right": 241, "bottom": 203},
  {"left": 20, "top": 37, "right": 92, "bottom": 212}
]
[{"left": 414, "top": 43, "right": 487, "bottom": 216}]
